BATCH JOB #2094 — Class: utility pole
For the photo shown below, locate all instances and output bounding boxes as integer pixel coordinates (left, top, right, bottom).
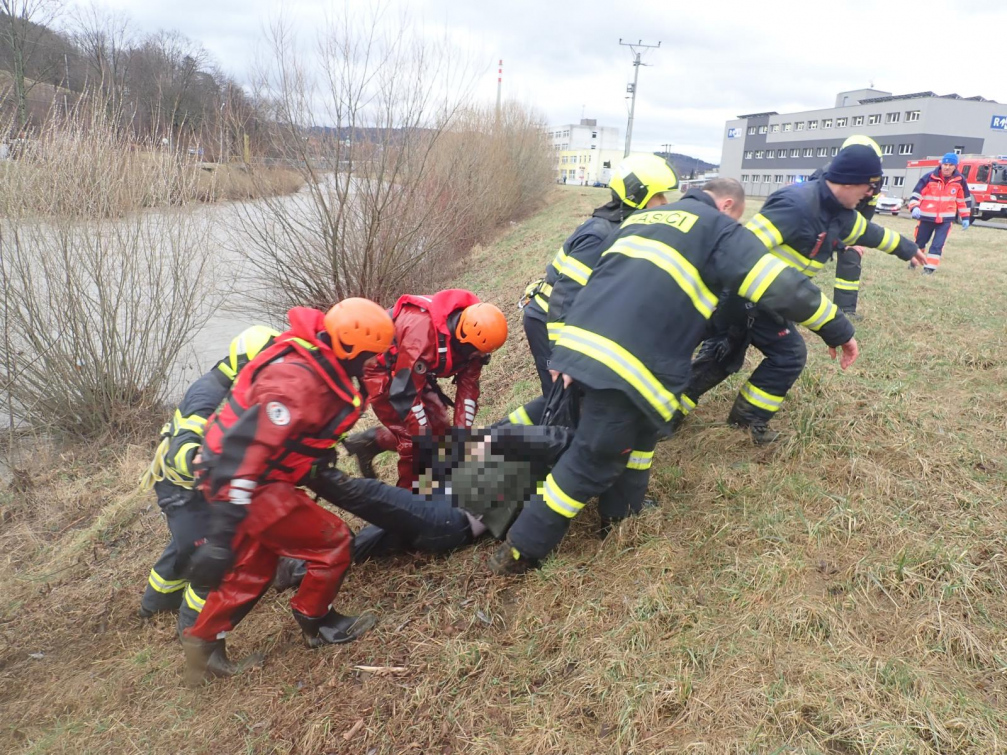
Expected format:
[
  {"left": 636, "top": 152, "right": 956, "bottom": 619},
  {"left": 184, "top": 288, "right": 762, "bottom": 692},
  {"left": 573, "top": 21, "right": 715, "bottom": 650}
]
[
  {"left": 620, "top": 38, "right": 660, "bottom": 157},
  {"left": 495, "top": 59, "right": 502, "bottom": 123}
]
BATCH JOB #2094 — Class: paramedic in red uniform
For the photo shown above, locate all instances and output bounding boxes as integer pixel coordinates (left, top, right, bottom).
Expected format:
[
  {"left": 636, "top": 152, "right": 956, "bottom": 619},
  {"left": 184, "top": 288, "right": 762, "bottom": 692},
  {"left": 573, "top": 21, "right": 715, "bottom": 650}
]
[
  {"left": 181, "top": 298, "right": 395, "bottom": 685},
  {"left": 908, "top": 152, "right": 971, "bottom": 274}
]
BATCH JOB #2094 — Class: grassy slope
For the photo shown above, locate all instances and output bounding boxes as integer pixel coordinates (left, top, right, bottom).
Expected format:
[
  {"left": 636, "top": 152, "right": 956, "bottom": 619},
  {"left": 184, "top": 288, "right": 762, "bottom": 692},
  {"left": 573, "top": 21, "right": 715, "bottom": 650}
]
[{"left": 2, "top": 186, "right": 1007, "bottom": 754}]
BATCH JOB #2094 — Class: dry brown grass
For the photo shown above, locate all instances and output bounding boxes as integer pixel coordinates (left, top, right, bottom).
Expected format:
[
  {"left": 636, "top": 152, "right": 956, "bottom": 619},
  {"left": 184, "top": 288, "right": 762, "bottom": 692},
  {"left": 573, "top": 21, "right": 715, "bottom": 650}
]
[
  {"left": 4, "top": 187, "right": 1007, "bottom": 753},
  {"left": 194, "top": 164, "right": 305, "bottom": 204}
]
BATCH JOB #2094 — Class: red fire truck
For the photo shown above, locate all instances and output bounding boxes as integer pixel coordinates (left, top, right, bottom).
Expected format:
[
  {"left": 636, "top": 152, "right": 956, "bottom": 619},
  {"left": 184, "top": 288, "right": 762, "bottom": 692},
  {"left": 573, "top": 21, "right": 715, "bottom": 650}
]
[{"left": 903, "top": 155, "right": 1007, "bottom": 220}]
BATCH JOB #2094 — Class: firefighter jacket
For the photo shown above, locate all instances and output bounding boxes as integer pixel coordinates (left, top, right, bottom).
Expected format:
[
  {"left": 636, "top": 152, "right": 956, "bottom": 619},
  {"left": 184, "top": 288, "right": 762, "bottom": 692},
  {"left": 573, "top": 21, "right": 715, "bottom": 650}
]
[
  {"left": 140, "top": 325, "right": 278, "bottom": 491},
  {"left": 908, "top": 168, "right": 971, "bottom": 224},
  {"left": 200, "top": 307, "right": 364, "bottom": 532},
  {"left": 549, "top": 189, "right": 855, "bottom": 432},
  {"left": 746, "top": 179, "right": 919, "bottom": 279},
  {"left": 371, "top": 290, "right": 485, "bottom": 432},
  {"left": 523, "top": 200, "right": 627, "bottom": 341}
]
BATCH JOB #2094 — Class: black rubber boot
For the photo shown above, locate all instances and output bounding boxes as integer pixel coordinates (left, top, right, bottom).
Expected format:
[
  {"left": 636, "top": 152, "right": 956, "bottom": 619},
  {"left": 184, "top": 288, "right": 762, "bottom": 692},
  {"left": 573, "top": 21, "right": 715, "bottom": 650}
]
[
  {"left": 342, "top": 428, "right": 382, "bottom": 479},
  {"left": 273, "top": 558, "right": 308, "bottom": 593},
  {"left": 488, "top": 541, "right": 540, "bottom": 576},
  {"left": 181, "top": 636, "right": 263, "bottom": 686},
  {"left": 727, "top": 395, "right": 780, "bottom": 445},
  {"left": 291, "top": 609, "right": 378, "bottom": 649}
]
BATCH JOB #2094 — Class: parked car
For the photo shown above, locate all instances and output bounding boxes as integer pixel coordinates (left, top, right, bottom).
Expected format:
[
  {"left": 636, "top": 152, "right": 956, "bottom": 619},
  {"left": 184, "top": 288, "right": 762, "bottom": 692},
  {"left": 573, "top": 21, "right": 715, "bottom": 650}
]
[{"left": 876, "top": 194, "right": 903, "bottom": 216}]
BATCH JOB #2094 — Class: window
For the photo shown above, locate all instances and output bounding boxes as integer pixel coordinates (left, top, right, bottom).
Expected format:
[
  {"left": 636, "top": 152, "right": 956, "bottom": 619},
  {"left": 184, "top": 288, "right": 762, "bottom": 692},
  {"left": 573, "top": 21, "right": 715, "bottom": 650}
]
[
  {"left": 853, "top": 116, "right": 864, "bottom": 126},
  {"left": 755, "top": 150, "right": 764, "bottom": 158},
  {"left": 771, "top": 124, "right": 780, "bottom": 133},
  {"left": 868, "top": 114, "right": 882, "bottom": 125},
  {"left": 960, "top": 165, "right": 971, "bottom": 180},
  {"left": 764, "top": 149, "right": 773, "bottom": 158},
  {"left": 763, "top": 174, "right": 772, "bottom": 183},
  {"left": 778, "top": 150, "right": 786, "bottom": 159},
  {"left": 906, "top": 110, "right": 920, "bottom": 122},
  {"left": 976, "top": 165, "right": 990, "bottom": 182},
  {"left": 748, "top": 126, "right": 757, "bottom": 135},
  {"left": 603, "top": 160, "right": 611, "bottom": 168},
  {"left": 898, "top": 143, "right": 913, "bottom": 155},
  {"left": 751, "top": 175, "right": 760, "bottom": 183},
  {"left": 803, "top": 148, "right": 813, "bottom": 157},
  {"left": 809, "top": 120, "right": 818, "bottom": 130},
  {"left": 830, "top": 146, "right": 839, "bottom": 156},
  {"left": 561, "top": 156, "right": 567, "bottom": 164},
  {"left": 953, "top": 145, "right": 964, "bottom": 155},
  {"left": 758, "top": 125, "right": 768, "bottom": 134},
  {"left": 786, "top": 174, "right": 795, "bottom": 183},
  {"left": 591, "top": 131, "right": 597, "bottom": 138},
  {"left": 886, "top": 112, "right": 900, "bottom": 124},
  {"left": 744, "top": 151, "right": 753, "bottom": 159},
  {"left": 836, "top": 117, "right": 848, "bottom": 127},
  {"left": 741, "top": 174, "right": 749, "bottom": 182},
  {"left": 893, "top": 176, "right": 905, "bottom": 187},
  {"left": 795, "top": 122, "right": 805, "bottom": 131},
  {"left": 774, "top": 174, "right": 783, "bottom": 183},
  {"left": 817, "top": 147, "right": 828, "bottom": 157},
  {"left": 783, "top": 123, "right": 792, "bottom": 132},
  {"left": 790, "top": 148, "right": 800, "bottom": 157},
  {"left": 823, "top": 119, "right": 833, "bottom": 128},
  {"left": 882, "top": 144, "right": 894, "bottom": 155}
]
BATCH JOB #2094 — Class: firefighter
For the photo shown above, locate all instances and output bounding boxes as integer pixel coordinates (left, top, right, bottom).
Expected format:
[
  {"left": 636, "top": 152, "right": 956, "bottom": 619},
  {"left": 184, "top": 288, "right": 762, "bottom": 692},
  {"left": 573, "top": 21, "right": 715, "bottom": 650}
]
[
  {"left": 810, "top": 135, "right": 884, "bottom": 318},
  {"left": 138, "top": 325, "right": 278, "bottom": 633},
  {"left": 489, "top": 178, "right": 862, "bottom": 574},
  {"left": 678, "top": 143, "right": 927, "bottom": 444},
  {"left": 342, "top": 290, "right": 508, "bottom": 490},
  {"left": 520, "top": 154, "right": 679, "bottom": 395},
  {"left": 181, "top": 299, "right": 394, "bottom": 685},
  {"left": 908, "top": 152, "right": 971, "bottom": 274}
]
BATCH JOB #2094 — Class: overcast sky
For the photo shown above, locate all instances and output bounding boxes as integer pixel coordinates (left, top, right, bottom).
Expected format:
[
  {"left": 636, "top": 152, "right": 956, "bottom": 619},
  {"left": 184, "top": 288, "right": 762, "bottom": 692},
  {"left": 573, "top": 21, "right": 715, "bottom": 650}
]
[{"left": 66, "top": 0, "right": 1007, "bottom": 164}]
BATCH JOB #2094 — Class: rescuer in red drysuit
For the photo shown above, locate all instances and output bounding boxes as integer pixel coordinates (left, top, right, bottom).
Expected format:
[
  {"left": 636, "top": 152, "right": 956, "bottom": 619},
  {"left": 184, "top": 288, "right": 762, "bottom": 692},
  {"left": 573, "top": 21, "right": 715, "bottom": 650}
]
[
  {"left": 180, "top": 298, "right": 395, "bottom": 685},
  {"left": 343, "top": 290, "right": 509, "bottom": 490}
]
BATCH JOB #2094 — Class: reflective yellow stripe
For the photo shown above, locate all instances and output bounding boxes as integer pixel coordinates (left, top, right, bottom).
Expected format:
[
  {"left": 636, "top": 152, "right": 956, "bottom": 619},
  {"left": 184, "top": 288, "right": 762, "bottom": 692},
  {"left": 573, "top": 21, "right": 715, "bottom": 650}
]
[
  {"left": 172, "top": 410, "right": 208, "bottom": 436},
  {"left": 184, "top": 585, "right": 206, "bottom": 612},
  {"left": 680, "top": 395, "right": 696, "bottom": 415},
  {"left": 288, "top": 337, "right": 319, "bottom": 351},
  {"left": 738, "top": 254, "right": 788, "bottom": 302},
  {"left": 841, "top": 212, "right": 868, "bottom": 245},
  {"left": 539, "top": 283, "right": 553, "bottom": 297},
  {"left": 603, "top": 235, "right": 717, "bottom": 318},
  {"left": 171, "top": 442, "right": 201, "bottom": 478},
  {"left": 558, "top": 254, "right": 592, "bottom": 286},
  {"left": 216, "top": 362, "right": 237, "bottom": 380},
  {"left": 746, "top": 213, "right": 784, "bottom": 250},
  {"left": 148, "top": 569, "right": 187, "bottom": 594},
  {"left": 533, "top": 295, "right": 550, "bottom": 312},
  {"left": 799, "top": 293, "right": 839, "bottom": 331},
  {"left": 556, "top": 327, "right": 680, "bottom": 421},
  {"left": 833, "top": 278, "right": 860, "bottom": 291},
  {"left": 740, "top": 381, "right": 785, "bottom": 413},
  {"left": 770, "top": 244, "right": 826, "bottom": 277},
  {"left": 508, "top": 406, "right": 533, "bottom": 426},
  {"left": 546, "top": 322, "right": 565, "bottom": 342},
  {"left": 542, "top": 474, "right": 585, "bottom": 518},
  {"left": 878, "top": 227, "right": 900, "bottom": 253},
  {"left": 627, "top": 449, "right": 654, "bottom": 471}
]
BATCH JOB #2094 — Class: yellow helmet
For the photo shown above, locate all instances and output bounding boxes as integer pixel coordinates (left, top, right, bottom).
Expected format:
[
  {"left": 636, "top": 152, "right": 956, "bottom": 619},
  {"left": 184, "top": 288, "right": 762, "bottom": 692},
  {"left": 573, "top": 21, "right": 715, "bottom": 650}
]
[
  {"left": 219, "top": 325, "right": 280, "bottom": 380},
  {"left": 610, "top": 154, "right": 679, "bottom": 209},
  {"left": 842, "top": 134, "right": 882, "bottom": 158}
]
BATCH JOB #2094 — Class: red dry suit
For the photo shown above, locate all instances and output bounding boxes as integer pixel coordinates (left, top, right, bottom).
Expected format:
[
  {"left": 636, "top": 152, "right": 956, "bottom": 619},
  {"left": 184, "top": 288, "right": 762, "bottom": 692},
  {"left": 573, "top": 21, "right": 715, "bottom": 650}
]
[
  {"left": 185, "top": 307, "right": 365, "bottom": 642},
  {"left": 363, "top": 290, "right": 486, "bottom": 489}
]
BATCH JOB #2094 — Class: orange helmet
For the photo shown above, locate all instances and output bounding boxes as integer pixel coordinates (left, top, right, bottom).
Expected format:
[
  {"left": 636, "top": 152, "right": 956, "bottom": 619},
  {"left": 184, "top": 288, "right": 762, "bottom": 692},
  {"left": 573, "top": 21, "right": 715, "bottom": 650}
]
[
  {"left": 455, "top": 303, "right": 508, "bottom": 354},
  {"left": 324, "top": 298, "right": 394, "bottom": 360}
]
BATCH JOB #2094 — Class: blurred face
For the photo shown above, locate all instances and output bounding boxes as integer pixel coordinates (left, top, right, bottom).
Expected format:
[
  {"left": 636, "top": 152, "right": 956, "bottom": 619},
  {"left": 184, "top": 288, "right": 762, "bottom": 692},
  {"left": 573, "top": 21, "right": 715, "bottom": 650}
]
[
  {"left": 830, "top": 182, "right": 873, "bottom": 209},
  {"left": 940, "top": 163, "right": 956, "bottom": 178}
]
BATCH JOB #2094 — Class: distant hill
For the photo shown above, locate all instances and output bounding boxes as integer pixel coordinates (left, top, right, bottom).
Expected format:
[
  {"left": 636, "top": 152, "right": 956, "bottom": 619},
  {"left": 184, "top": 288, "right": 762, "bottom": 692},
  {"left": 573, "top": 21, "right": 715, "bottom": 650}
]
[{"left": 657, "top": 151, "right": 718, "bottom": 179}]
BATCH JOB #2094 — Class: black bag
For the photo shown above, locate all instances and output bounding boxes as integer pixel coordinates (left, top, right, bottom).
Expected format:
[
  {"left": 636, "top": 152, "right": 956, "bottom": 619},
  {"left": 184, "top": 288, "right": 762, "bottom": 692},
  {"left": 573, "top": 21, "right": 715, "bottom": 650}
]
[{"left": 540, "top": 378, "right": 580, "bottom": 430}]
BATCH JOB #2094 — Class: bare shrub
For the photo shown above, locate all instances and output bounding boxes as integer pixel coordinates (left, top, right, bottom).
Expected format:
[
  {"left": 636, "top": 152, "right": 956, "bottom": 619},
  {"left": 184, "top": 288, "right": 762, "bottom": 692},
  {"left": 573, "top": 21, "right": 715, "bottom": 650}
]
[
  {"left": 0, "top": 105, "right": 222, "bottom": 440},
  {"left": 233, "top": 9, "right": 552, "bottom": 318}
]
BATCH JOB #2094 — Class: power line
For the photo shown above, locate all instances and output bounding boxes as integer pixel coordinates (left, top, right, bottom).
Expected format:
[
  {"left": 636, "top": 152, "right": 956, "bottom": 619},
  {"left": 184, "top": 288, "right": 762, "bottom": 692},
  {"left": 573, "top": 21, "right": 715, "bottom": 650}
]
[{"left": 619, "top": 38, "right": 659, "bottom": 157}]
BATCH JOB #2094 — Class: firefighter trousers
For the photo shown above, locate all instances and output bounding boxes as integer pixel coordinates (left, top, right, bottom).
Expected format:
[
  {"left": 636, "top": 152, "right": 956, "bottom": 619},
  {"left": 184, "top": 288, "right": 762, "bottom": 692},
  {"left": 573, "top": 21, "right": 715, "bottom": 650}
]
[
  {"left": 523, "top": 310, "right": 553, "bottom": 396},
  {"left": 186, "top": 484, "right": 353, "bottom": 642},
  {"left": 371, "top": 385, "right": 451, "bottom": 490},
  {"left": 506, "top": 387, "right": 657, "bottom": 561},
  {"left": 140, "top": 480, "right": 210, "bottom": 633},
  {"left": 915, "top": 220, "right": 951, "bottom": 271},
  {"left": 833, "top": 246, "right": 863, "bottom": 313},
  {"left": 685, "top": 296, "right": 807, "bottom": 424}
]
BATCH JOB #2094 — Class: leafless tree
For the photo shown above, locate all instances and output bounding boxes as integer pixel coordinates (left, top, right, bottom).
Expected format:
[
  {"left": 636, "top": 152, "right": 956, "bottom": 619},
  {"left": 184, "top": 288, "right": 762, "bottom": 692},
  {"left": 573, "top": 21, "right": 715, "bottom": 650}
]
[
  {"left": 68, "top": 2, "right": 133, "bottom": 119},
  {"left": 0, "top": 0, "right": 64, "bottom": 131}
]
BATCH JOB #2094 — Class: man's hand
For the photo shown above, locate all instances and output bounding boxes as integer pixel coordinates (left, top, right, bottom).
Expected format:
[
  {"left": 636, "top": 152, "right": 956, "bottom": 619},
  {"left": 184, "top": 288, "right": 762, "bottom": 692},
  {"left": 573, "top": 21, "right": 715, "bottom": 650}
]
[
  {"left": 548, "top": 369, "right": 573, "bottom": 388},
  {"left": 910, "top": 248, "right": 927, "bottom": 268},
  {"left": 828, "top": 338, "right": 859, "bottom": 370},
  {"left": 187, "top": 543, "right": 234, "bottom": 590},
  {"left": 850, "top": 245, "right": 867, "bottom": 258},
  {"left": 961, "top": 219, "right": 971, "bottom": 230},
  {"left": 911, "top": 207, "right": 921, "bottom": 220}
]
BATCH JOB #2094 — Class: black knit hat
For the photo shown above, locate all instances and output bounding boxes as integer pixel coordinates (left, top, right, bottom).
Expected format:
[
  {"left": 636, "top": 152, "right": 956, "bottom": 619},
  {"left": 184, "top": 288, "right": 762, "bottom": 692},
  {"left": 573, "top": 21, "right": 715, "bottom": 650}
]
[{"left": 824, "top": 144, "right": 883, "bottom": 185}]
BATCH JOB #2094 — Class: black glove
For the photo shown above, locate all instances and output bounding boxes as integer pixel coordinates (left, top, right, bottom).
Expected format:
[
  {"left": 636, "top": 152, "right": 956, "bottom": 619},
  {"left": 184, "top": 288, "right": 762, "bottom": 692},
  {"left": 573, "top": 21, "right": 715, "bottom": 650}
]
[{"left": 187, "top": 543, "right": 235, "bottom": 590}]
